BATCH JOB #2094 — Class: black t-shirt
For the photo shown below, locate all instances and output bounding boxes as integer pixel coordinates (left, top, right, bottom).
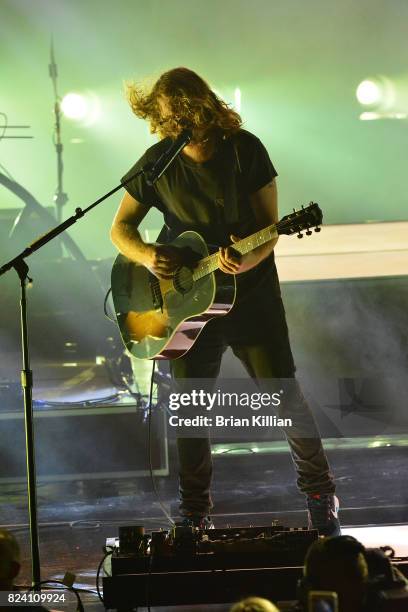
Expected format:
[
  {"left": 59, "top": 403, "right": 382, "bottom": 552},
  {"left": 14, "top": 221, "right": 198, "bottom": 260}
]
[{"left": 121, "top": 129, "right": 281, "bottom": 300}]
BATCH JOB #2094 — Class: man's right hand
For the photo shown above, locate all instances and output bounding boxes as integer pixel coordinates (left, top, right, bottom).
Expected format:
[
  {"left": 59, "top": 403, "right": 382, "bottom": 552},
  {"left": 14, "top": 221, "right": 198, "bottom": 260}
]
[{"left": 145, "top": 244, "right": 185, "bottom": 279}]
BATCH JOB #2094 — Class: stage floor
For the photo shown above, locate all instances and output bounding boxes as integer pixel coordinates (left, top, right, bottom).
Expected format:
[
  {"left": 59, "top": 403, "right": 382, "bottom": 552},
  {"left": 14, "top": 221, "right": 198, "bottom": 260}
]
[
  {"left": 1, "top": 518, "right": 406, "bottom": 612},
  {"left": 1, "top": 383, "right": 407, "bottom": 594},
  {"left": 1, "top": 442, "right": 407, "bottom": 610}
]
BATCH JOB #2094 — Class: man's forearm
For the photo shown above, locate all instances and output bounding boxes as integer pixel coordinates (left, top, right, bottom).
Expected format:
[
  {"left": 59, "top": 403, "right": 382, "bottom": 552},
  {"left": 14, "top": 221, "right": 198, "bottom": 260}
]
[
  {"left": 243, "top": 236, "right": 278, "bottom": 271},
  {"left": 110, "top": 221, "right": 153, "bottom": 265},
  {"left": 254, "top": 236, "right": 278, "bottom": 262}
]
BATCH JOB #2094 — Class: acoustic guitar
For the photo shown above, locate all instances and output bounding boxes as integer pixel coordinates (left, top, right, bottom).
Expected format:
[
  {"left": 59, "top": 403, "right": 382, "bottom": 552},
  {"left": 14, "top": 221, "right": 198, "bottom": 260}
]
[{"left": 111, "top": 202, "right": 322, "bottom": 360}]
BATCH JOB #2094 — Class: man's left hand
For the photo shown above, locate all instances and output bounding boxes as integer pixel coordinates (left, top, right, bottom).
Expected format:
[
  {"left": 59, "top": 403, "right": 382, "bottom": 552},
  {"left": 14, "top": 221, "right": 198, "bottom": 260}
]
[{"left": 218, "top": 234, "right": 260, "bottom": 275}]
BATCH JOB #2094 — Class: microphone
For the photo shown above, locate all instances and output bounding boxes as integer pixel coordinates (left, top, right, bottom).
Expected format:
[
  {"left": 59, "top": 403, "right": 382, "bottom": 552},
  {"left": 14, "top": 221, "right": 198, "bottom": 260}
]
[{"left": 144, "top": 129, "right": 192, "bottom": 186}]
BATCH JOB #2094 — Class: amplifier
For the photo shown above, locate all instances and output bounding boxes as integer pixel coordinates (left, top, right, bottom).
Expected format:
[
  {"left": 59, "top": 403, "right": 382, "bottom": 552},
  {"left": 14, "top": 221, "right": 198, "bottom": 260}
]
[{"left": 0, "top": 401, "right": 168, "bottom": 483}]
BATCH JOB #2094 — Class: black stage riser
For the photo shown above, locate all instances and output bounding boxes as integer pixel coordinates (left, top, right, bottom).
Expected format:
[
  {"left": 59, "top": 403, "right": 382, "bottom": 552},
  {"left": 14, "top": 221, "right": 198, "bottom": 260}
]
[
  {"left": 103, "top": 561, "right": 408, "bottom": 608},
  {"left": 103, "top": 566, "right": 303, "bottom": 608}
]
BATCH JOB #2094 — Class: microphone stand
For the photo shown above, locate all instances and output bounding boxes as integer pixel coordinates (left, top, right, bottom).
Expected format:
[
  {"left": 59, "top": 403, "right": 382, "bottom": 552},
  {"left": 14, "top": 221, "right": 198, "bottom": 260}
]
[
  {"left": 49, "top": 39, "right": 68, "bottom": 223},
  {"left": 0, "top": 129, "right": 190, "bottom": 585}
]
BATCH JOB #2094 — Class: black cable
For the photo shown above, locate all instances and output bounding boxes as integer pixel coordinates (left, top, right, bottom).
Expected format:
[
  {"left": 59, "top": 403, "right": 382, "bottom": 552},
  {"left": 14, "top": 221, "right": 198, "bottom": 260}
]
[
  {"left": 33, "top": 392, "right": 126, "bottom": 409},
  {"left": 33, "top": 392, "right": 123, "bottom": 408},
  {"left": 96, "top": 546, "right": 113, "bottom": 605},
  {"left": 21, "top": 584, "right": 98, "bottom": 596},
  {"left": 103, "top": 351, "right": 134, "bottom": 391},
  {"left": 3, "top": 393, "right": 130, "bottom": 415},
  {"left": 29, "top": 579, "right": 84, "bottom": 612},
  {"left": 145, "top": 552, "right": 153, "bottom": 612},
  {"left": 147, "top": 358, "right": 175, "bottom": 526},
  {"left": 5, "top": 517, "right": 175, "bottom": 534},
  {"left": 214, "top": 447, "right": 258, "bottom": 455},
  {"left": 103, "top": 287, "right": 116, "bottom": 323},
  {"left": 102, "top": 349, "right": 150, "bottom": 412}
]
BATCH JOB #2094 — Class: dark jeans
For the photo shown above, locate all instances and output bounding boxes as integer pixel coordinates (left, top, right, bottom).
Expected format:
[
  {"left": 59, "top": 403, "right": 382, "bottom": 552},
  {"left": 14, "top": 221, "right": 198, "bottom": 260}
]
[{"left": 170, "top": 297, "right": 336, "bottom": 517}]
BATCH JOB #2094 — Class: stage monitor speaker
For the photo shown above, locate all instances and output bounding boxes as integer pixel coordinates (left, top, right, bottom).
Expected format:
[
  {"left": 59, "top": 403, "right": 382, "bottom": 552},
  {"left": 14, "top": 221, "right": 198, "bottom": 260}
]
[{"left": 0, "top": 402, "right": 168, "bottom": 483}]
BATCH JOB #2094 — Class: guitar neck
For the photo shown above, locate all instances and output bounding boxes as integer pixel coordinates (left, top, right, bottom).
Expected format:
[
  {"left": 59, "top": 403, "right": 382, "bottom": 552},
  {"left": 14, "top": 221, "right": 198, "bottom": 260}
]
[{"left": 193, "top": 223, "right": 278, "bottom": 281}]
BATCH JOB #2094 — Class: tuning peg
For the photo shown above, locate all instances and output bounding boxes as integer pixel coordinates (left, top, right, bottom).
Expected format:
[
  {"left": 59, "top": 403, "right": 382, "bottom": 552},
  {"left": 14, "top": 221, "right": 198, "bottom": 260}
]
[
  {"left": 306, "top": 229, "right": 312, "bottom": 236},
  {"left": 314, "top": 226, "right": 321, "bottom": 233},
  {"left": 297, "top": 231, "right": 303, "bottom": 239}
]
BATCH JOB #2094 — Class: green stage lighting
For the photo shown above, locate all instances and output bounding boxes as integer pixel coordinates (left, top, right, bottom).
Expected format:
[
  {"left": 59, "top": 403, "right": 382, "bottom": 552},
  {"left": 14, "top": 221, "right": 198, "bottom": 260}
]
[
  {"left": 234, "top": 87, "right": 241, "bottom": 113},
  {"left": 61, "top": 93, "right": 88, "bottom": 120},
  {"left": 61, "top": 91, "right": 101, "bottom": 125},
  {"left": 356, "top": 80, "right": 382, "bottom": 106}
]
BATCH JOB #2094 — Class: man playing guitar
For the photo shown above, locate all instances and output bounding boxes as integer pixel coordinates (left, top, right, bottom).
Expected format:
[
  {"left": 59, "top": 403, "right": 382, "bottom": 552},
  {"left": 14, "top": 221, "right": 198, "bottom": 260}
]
[{"left": 111, "top": 67, "right": 340, "bottom": 536}]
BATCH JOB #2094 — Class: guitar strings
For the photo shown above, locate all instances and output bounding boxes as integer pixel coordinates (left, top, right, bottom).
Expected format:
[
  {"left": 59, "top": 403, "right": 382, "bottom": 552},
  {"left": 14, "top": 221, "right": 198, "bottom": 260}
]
[
  {"left": 147, "top": 228, "right": 272, "bottom": 295},
  {"left": 148, "top": 251, "right": 218, "bottom": 295},
  {"left": 146, "top": 212, "right": 318, "bottom": 297}
]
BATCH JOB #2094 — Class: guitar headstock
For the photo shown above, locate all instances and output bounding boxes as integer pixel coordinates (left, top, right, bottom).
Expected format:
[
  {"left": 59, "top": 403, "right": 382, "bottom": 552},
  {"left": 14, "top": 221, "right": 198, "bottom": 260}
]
[{"left": 277, "top": 202, "right": 323, "bottom": 238}]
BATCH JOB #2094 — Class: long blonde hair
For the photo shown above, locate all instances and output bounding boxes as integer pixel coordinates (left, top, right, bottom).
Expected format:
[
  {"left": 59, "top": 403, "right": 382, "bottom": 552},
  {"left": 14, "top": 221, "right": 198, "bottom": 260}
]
[{"left": 126, "top": 67, "right": 242, "bottom": 142}]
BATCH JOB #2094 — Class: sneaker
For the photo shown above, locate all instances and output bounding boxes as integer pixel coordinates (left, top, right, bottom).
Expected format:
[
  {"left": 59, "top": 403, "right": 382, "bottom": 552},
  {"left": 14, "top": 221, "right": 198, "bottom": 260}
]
[
  {"left": 178, "top": 515, "right": 214, "bottom": 530},
  {"left": 307, "top": 494, "right": 341, "bottom": 537}
]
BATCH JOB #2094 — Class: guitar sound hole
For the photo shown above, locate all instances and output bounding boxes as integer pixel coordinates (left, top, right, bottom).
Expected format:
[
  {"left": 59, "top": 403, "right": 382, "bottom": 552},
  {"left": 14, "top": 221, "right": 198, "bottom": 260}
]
[{"left": 173, "top": 266, "right": 194, "bottom": 295}]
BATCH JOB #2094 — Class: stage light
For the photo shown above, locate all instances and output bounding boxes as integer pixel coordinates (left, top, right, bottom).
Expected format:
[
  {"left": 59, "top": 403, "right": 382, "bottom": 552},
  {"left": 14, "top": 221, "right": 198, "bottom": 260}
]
[
  {"left": 356, "top": 80, "right": 381, "bottom": 106},
  {"left": 61, "top": 93, "right": 88, "bottom": 120},
  {"left": 355, "top": 76, "right": 408, "bottom": 120},
  {"left": 359, "top": 111, "right": 408, "bottom": 121},
  {"left": 356, "top": 75, "right": 399, "bottom": 114},
  {"left": 61, "top": 91, "right": 102, "bottom": 126},
  {"left": 359, "top": 111, "right": 381, "bottom": 121}
]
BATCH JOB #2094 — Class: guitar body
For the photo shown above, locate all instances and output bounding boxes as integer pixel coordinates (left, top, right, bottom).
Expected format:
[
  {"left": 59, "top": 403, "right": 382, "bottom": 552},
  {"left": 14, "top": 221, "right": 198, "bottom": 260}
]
[
  {"left": 111, "top": 202, "right": 323, "bottom": 360},
  {"left": 111, "top": 231, "right": 236, "bottom": 360}
]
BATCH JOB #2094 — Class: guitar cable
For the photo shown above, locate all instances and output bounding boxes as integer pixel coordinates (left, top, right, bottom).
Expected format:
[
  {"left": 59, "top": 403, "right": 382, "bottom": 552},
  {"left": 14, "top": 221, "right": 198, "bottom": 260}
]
[
  {"left": 103, "top": 286, "right": 116, "bottom": 323},
  {"left": 103, "top": 284, "right": 174, "bottom": 525},
  {"left": 147, "top": 358, "right": 175, "bottom": 527}
]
